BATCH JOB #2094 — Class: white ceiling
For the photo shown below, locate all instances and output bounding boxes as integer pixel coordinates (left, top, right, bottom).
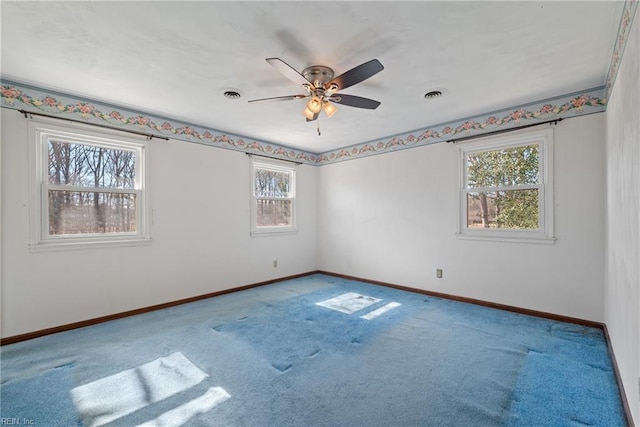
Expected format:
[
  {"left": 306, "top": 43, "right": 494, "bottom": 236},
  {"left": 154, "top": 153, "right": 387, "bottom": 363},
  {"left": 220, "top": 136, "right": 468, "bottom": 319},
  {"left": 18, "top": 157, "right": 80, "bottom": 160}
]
[{"left": 1, "top": 1, "right": 625, "bottom": 154}]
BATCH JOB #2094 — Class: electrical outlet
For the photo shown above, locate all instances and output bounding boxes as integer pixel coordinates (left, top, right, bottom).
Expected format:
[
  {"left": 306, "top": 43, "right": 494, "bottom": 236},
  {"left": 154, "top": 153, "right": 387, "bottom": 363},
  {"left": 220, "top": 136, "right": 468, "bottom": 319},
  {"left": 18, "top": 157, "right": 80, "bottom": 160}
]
[
  {"left": 273, "top": 260, "right": 278, "bottom": 268},
  {"left": 436, "top": 269, "right": 443, "bottom": 279}
]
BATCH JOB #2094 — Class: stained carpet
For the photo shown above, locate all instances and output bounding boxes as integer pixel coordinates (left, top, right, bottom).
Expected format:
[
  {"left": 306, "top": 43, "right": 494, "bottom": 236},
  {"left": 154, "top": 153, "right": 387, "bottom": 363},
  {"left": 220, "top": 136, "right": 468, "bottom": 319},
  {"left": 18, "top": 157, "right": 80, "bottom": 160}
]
[{"left": 0, "top": 274, "right": 627, "bottom": 426}]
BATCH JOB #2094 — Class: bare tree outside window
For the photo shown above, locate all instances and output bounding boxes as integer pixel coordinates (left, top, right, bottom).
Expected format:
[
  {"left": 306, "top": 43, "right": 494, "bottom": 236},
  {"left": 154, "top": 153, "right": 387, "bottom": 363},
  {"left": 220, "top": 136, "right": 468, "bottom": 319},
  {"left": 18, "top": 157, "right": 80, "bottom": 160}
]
[
  {"left": 47, "top": 140, "right": 138, "bottom": 235},
  {"left": 254, "top": 168, "right": 292, "bottom": 227},
  {"left": 251, "top": 160, "right": 296, "bottom": 234},
  {"left": 30, "top": 123, "right": 149, "bottom": 249}
]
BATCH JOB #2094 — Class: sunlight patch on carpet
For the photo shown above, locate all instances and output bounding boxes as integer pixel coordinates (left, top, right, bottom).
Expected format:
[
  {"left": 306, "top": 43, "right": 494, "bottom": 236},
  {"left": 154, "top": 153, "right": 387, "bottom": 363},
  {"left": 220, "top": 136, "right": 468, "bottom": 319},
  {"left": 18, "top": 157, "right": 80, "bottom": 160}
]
[
  {"left": 137, "top": 386, "right": 231, "bottom": 427},
  {"left": 71, "top": 352, "right": 208, "bottom": 427},
  {"left": 361, "top": 302, "right": 401, "bottom": 320},
  {"left": 316, "top": 292, "right": 382, "bottom": 314}
]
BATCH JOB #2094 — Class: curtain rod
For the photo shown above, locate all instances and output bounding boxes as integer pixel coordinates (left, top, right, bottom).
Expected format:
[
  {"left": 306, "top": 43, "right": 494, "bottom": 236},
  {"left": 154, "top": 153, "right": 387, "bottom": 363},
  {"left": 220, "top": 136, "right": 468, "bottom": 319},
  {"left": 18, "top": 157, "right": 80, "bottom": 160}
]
[
  {"left": 246, "top": 153, "right": 303, "bottom": 165},
  {"left": 446, "top": 118, "right": 562, "bottom": 144},
  {"left": 19, "top": 108, "right": 561, "bottom": 153},
  {"left": 18, "top": 109, "right": 169, "bottom": 141}
]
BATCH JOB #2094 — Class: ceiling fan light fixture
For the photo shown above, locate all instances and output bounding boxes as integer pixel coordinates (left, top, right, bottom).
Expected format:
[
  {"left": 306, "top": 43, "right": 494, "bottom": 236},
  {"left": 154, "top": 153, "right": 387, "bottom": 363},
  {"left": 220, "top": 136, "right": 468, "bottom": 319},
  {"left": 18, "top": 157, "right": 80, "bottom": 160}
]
[
  {"left": 303, "top": 106, "right": 316, "bottom": 120},
  {"left": 323, "top": 101, "right": 337, "bottom": 118},
  {"left": 307, "top": 96, "right": 322, "bottom": 114}
]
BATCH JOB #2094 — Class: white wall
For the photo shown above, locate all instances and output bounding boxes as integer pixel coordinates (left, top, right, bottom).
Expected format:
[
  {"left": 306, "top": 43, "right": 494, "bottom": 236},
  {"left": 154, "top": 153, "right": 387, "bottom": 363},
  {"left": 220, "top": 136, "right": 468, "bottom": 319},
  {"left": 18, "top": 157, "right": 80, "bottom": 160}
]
[
  {"left": 0, "top": 110, "right": 317, "bottom": 338},
  {"left": 0, "top": 100, "right": 611, "bottom": 339},
  {"left": 317, "top": 113, "right": 606, "bottom": 322},
  {"left": 605, "top": 10, "right": 640, "bottom": 423}
]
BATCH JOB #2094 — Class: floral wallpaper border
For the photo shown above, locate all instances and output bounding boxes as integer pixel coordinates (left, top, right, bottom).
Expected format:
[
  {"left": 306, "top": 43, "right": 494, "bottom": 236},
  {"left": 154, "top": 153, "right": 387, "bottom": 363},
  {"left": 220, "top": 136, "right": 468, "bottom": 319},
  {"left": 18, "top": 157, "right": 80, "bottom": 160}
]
[
  {"left": 605, "top": 0, "right": 638, "bottom": 100},
  {"left": 0, "top": 80, "right": 320, "bottom": 165},
  {"left": 316, "top": 88, "right": 607, "bottom": 164},
  {"left": 1, "top": 80, "right": 607, "bottom": 166}
]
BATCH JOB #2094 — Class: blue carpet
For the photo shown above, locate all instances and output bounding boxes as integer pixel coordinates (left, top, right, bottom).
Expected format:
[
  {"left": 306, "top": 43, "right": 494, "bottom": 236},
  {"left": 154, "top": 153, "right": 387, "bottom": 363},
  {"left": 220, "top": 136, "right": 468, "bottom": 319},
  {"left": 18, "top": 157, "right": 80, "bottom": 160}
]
[
  {"left": 0, "top": 363, "right": 81, "bottom": 426},
  {"left": 0, "top": 274, "right": 627, "bottom": 426},
  {"left": 504, "top": 324, "right": 625, "bottom": 426}
]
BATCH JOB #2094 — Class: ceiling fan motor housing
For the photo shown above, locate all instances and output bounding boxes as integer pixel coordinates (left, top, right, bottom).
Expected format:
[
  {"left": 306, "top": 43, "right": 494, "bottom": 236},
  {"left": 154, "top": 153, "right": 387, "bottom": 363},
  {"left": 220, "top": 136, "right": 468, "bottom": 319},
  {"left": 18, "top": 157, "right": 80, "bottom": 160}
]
[{"left": 302, "top": 65, "right": 335, "bottom": 88}]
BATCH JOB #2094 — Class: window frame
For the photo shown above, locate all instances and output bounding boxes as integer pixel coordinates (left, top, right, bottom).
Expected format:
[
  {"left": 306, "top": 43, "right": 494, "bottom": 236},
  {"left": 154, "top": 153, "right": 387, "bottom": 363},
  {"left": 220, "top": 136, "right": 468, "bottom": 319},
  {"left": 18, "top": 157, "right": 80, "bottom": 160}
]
[
  {"left": 457, "top": 128, "right": 555, "bottom": 244},
  {"left": 250, "top": 157, "right": 297, "bottom": 236},
  {"left": 28, "top": 120, "right": 151, "bottom": 251}
]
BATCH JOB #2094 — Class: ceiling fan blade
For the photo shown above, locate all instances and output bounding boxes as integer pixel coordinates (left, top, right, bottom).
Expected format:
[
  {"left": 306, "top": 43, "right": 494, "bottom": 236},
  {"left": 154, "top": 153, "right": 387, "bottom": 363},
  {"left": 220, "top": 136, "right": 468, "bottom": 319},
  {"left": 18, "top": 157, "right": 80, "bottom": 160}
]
[
  {"left": 326, "top": 59, "right": 384, "bottom": 92},
  {"left": 248, "top": 94, "right": 308, "bottom": 103},
  {"left": 332, "top": 94, "right": 381, "bottom": 110},
  {"left": 266, "top": 58, "right": 311, "bottom": 86}
]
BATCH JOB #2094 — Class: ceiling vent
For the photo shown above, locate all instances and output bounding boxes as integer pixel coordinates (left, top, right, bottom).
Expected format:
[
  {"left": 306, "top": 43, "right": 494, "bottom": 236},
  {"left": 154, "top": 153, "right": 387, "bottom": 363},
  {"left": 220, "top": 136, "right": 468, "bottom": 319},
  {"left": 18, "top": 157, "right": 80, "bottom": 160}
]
[
  {"left": 220, "top": 88, "right": 244, "bottom": 100},
  {"left": 223, "top": 90, "right": 242, "bottom": 100},
  {"left": 424, "top": 90, "right": 443, "bottom": 99}
]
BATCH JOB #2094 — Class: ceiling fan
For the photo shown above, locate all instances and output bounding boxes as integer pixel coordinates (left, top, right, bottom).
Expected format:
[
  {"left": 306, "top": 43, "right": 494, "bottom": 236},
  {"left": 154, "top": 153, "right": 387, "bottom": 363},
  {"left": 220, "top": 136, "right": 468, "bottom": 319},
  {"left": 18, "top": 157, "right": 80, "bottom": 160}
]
[{"left": 248, "top": 58, "right": 384, "bottom": 122}]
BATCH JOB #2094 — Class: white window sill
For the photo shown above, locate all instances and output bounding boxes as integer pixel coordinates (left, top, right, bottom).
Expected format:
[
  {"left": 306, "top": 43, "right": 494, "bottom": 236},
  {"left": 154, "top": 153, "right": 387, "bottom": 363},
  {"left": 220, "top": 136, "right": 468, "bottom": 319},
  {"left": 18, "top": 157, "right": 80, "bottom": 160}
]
[
  {"left": 250, "top": 228, "right": 298, "bottom": 237},
  {"left": 455, "top": 233, "right": 556, "bottom": 245},
  {"left": 29, "top": 237, "right": 152, "bottom": 252}
]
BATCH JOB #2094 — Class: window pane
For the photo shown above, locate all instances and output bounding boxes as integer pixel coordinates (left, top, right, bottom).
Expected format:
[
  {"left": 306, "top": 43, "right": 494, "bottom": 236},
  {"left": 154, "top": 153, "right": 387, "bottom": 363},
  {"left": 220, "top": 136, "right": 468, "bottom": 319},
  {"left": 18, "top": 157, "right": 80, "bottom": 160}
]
[
  {"left": 256, "top": 199, "right": 292, "bottom": 227},
  {"left": 48, "top": 190, "right": 137, "bottom": 235},
  {"left": 467, "top": 189, "right": 539, "bottom": 229},
  {"left": 254, "top": 169, "right": 290, "bottom": 197},
  {"left": 467, "top": 144, "right": 539, "bottom": 188},
  {"left": 48, "top": 140, "right": 136, "bottom": 189}
]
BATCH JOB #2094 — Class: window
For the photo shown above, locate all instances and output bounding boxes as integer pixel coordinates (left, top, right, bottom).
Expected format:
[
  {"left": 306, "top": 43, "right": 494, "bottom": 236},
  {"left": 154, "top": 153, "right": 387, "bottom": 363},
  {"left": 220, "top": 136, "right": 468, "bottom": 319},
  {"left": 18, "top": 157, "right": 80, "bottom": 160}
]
[
  {"left": 458, "top": 128, "right": 554, "bottom": 243},
  {"left": 250, "top": 157, "right": 296, "bottom": 235},
  {"left": 29, "top": 121, "right": 150, "bottom": 250}
]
